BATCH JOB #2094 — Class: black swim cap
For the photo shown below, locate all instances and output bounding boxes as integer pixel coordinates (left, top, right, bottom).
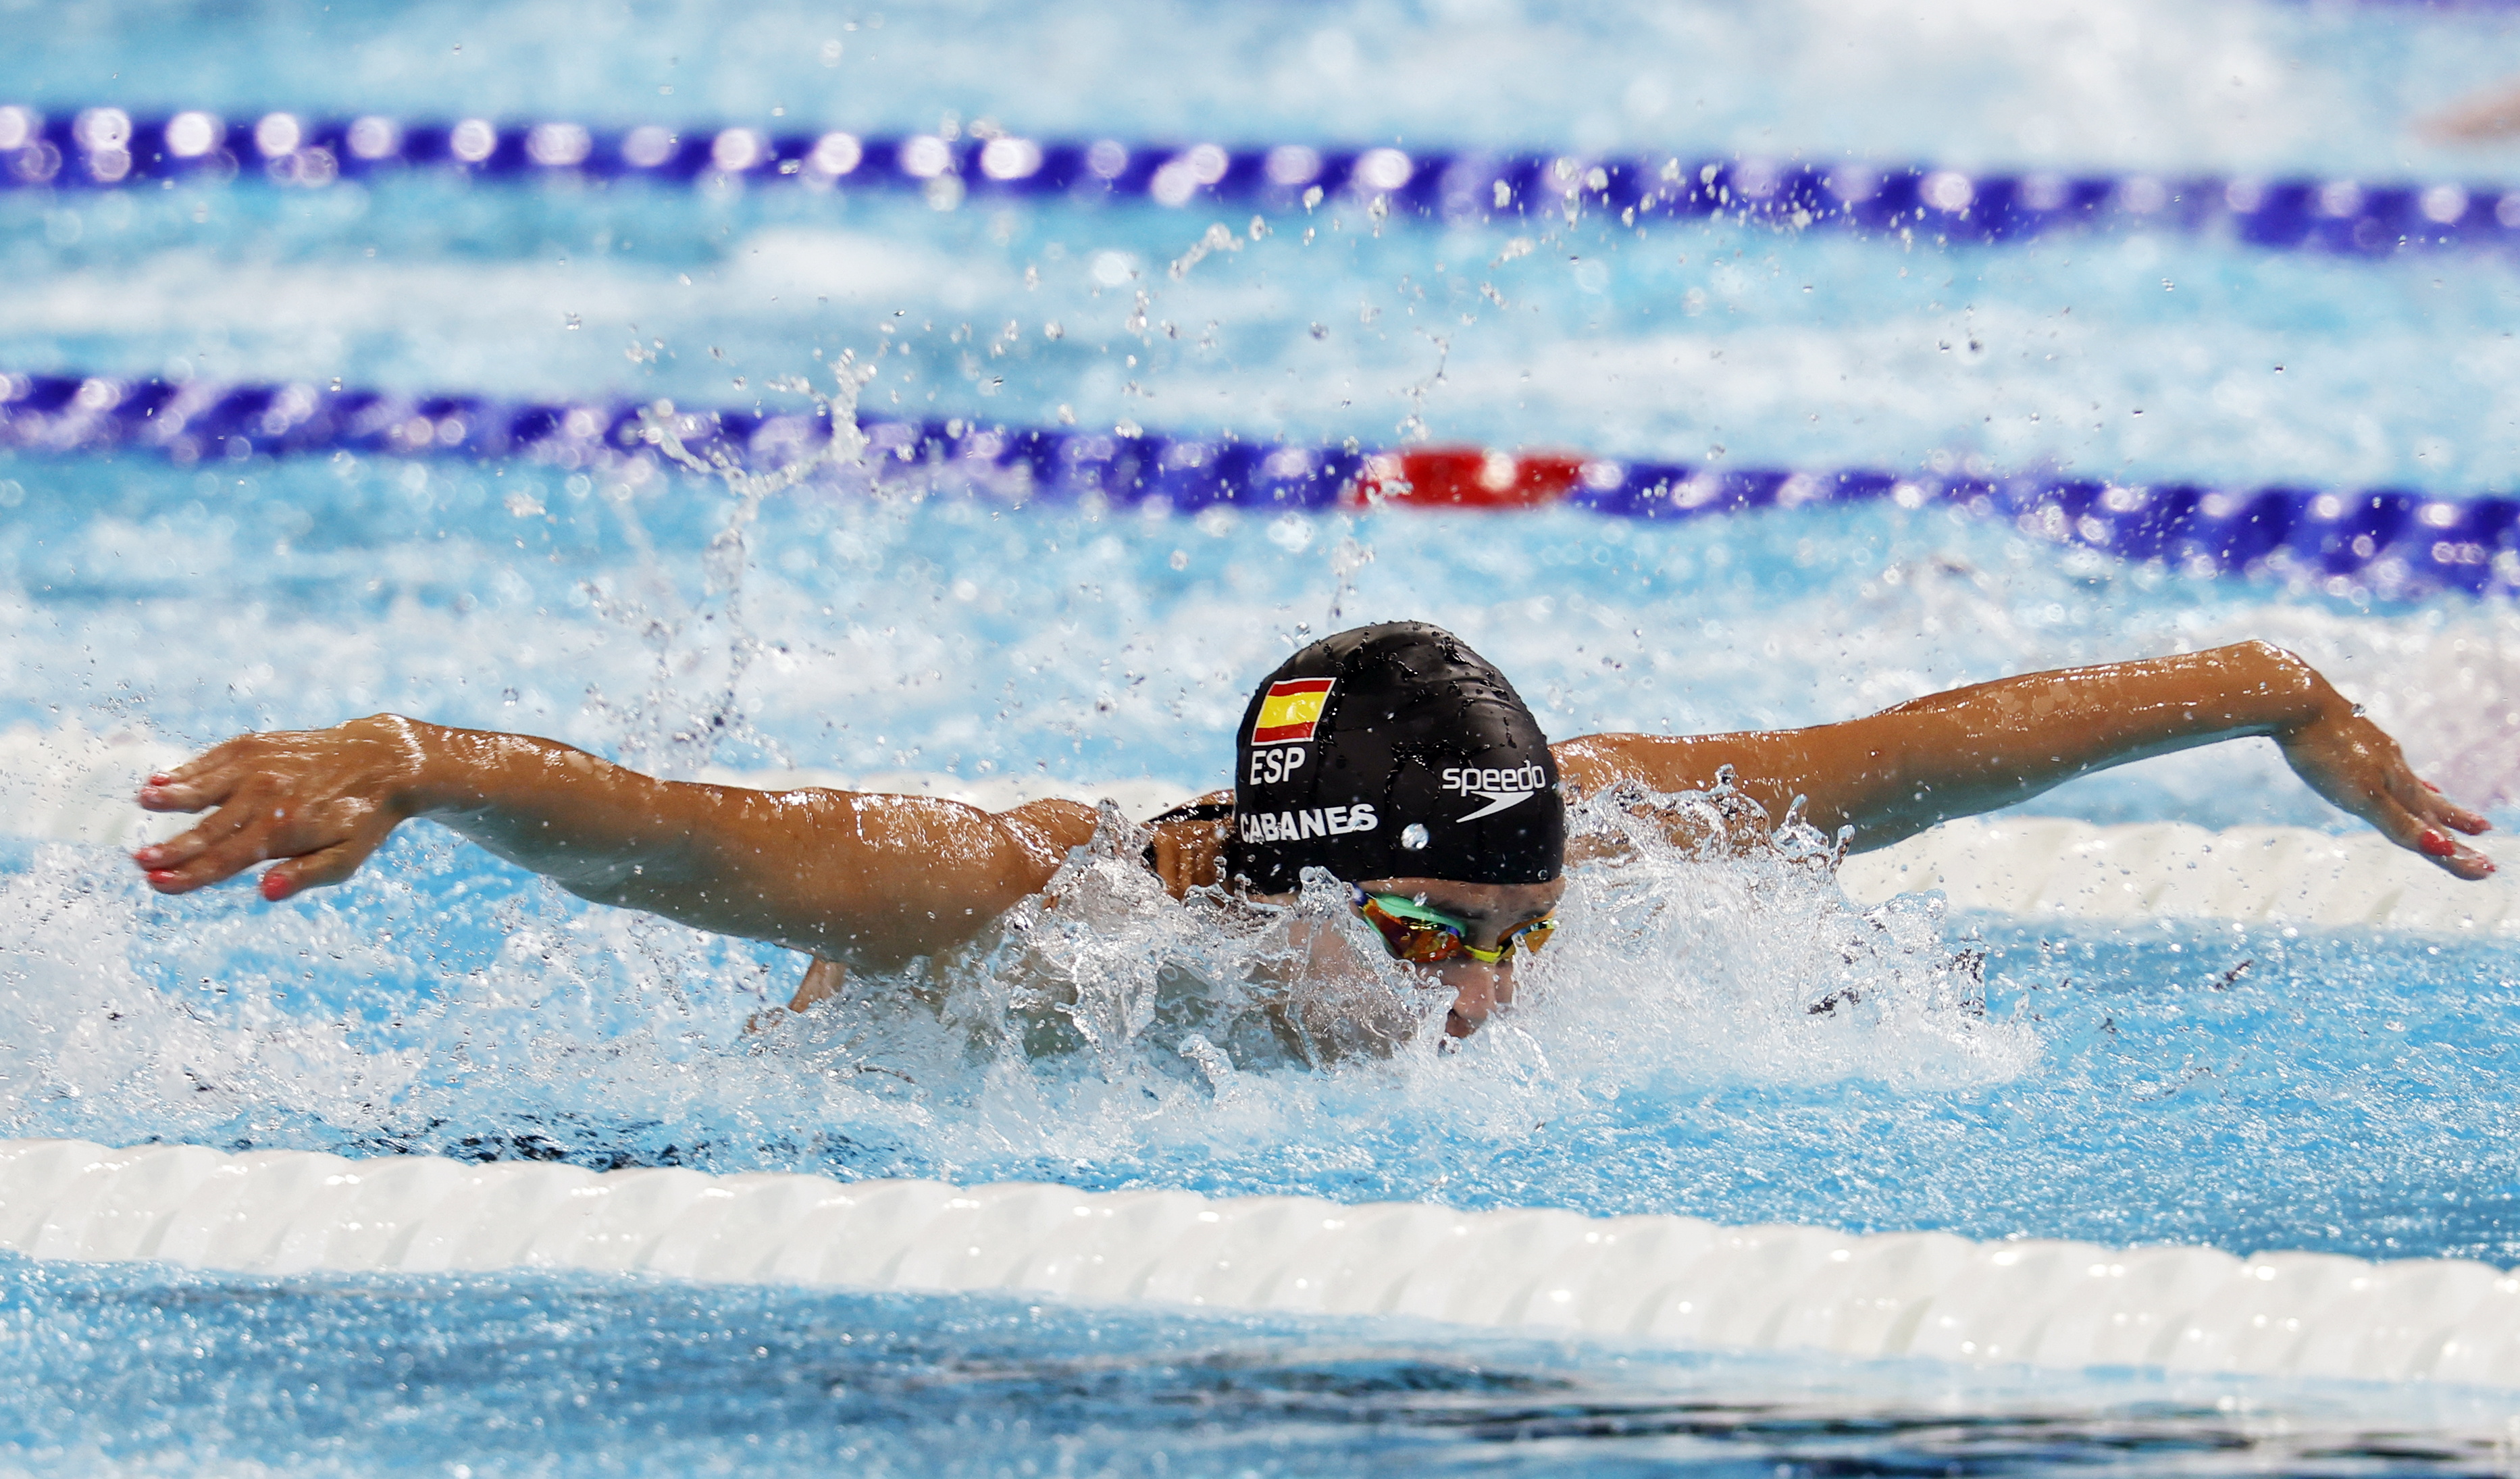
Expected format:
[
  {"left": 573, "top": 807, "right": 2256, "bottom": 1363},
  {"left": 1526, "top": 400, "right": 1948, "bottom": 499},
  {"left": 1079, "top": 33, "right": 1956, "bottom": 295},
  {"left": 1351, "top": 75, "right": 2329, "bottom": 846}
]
[{"left": 1226, "top": 622, "right": 1564, "bottom": 893}]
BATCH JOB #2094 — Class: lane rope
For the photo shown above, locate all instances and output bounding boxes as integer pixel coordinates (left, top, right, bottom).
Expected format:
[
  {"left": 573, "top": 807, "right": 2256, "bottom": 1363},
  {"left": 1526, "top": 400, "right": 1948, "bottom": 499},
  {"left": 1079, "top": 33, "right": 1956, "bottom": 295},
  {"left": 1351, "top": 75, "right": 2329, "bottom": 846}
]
[
  {"left": 0, "top": 1135, "right": 2513, "bottom": 1385},
  {"left": 3, "top": 103, "right": 2515, "bottom": 254},
  {"left": 3, "top": 369, "right": 2515, "bottom": 600}
]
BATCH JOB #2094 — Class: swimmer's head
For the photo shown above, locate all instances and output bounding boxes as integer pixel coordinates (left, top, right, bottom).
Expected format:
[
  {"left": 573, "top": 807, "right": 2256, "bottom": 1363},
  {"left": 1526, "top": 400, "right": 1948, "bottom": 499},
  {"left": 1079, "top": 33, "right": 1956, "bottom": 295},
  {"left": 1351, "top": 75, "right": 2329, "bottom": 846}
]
[{"left": 1225, "top": 622, "right": 1564, "bottom": 894}]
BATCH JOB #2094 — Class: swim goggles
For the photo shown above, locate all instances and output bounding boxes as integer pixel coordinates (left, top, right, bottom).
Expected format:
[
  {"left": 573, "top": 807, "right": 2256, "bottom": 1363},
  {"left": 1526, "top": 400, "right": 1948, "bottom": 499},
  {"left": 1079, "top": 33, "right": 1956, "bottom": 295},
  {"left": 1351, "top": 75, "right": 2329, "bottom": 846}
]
[{"left": 1351, "top": 886, "right": 1555, "bottom": 966}]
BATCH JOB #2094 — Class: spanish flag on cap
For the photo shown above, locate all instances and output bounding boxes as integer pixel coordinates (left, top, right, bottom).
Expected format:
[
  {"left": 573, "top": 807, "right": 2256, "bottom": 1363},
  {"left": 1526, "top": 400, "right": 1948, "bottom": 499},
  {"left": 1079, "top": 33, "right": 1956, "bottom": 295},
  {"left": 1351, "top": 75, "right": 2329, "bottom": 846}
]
[{"left": 1250, "top": 677, "right": 1334, "bottom": 744}]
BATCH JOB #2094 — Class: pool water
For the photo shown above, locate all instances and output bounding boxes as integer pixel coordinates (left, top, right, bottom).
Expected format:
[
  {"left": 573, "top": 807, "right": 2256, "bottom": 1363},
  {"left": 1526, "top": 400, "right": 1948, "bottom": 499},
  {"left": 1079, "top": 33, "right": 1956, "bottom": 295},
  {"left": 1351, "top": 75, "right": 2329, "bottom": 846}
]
[
  {"left": 13, "top": 1260, "right": 2520, "bottom": 1479},
  {"left": 5, "top": 0, "right": 2520, "bottom": 1473}
]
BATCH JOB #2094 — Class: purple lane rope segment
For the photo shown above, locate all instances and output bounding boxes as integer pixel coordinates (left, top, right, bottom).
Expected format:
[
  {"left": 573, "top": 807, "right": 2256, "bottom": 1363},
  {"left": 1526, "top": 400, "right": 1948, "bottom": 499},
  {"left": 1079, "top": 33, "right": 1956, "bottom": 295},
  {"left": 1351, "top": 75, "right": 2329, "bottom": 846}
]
[
  {"left": 4, "top": 369, "right": 2513, "bottom": 600},
  {"left": 4, "top": 103, "right": 2516, "bottom": 254}
]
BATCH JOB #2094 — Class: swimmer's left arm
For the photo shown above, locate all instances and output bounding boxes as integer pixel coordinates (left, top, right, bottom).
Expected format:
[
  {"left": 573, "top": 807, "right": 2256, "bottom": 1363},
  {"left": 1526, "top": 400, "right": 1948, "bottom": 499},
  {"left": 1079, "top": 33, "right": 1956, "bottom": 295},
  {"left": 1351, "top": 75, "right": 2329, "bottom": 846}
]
[{"left": 1555, "top": 641, "right": 2495, "bottom": 879}]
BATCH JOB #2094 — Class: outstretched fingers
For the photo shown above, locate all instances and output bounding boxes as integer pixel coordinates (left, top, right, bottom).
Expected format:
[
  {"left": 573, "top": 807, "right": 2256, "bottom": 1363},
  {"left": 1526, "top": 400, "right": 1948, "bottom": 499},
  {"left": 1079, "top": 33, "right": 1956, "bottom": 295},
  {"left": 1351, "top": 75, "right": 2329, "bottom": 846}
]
[
  {"left": 2413, "top": 777, "right": 2493, "bottom": 837},
  {"left": 2282, "top": 715, "right": 2498, "bottom": 881},
  {"left": 136, "top": 785, "right": 388, "bottom": 898},
  {"left": 2370, "top": 790, "right": 2498, "bottom": 881},
  {"left": 136, "top": 798, "right": 292, "bottom": 893},
  {"left": 136, "top": 738, "right": 257, "bottom": 814},
  {"left": 255, "top": 840, "right": 376, "bottom": 902},
  {"left": 2382, "top": 762, "right": 2497, "bottom": 877},
  {"left": 129, "top": 721, "right": 423, "bottom": 904}
]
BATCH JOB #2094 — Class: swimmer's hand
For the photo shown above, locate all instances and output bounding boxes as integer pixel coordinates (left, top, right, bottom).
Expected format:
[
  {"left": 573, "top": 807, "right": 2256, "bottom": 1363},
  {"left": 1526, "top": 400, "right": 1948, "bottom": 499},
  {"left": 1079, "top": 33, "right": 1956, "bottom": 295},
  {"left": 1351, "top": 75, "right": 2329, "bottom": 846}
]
[
  {"left": 2273, "top": 696, "right": 2496, "bottom": 881},
  {"left": 134, "top": 715, "right": 430, "bottom": 901}
]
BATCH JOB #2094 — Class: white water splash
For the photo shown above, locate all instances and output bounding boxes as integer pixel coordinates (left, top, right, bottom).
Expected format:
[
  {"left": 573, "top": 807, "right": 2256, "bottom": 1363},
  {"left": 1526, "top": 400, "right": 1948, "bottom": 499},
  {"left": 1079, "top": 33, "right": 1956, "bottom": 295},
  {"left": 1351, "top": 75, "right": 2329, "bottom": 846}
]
[{"left": 592, "top": 355, "right": 881, "bottom": 779}]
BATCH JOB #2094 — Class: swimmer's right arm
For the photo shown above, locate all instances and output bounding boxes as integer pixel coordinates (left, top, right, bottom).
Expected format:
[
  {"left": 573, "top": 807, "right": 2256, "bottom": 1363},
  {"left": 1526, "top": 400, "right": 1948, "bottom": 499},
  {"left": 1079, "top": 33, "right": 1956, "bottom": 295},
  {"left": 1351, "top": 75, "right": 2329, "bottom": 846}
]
[{"left": 131, "top": 715, "right": 1102, "bottom": 970}]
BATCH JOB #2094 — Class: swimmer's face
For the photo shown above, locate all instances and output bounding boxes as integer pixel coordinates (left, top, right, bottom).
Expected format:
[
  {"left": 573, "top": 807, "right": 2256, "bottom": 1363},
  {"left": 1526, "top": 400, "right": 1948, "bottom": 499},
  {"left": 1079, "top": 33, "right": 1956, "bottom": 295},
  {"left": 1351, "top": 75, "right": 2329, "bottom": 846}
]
[{"left": 1354, "top": 874, "right": 1567, "bottom": 1039}]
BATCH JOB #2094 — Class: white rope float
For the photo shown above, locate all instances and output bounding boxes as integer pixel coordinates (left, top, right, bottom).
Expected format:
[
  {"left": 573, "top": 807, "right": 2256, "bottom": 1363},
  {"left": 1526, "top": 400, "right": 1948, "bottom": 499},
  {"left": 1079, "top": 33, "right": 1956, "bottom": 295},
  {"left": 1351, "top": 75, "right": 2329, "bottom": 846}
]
[
  {"left": 2, "top": 1136, "right": 2514, "bottom": 1386},
  {"left": 1836, "top": 814, "right": 2516, "bottom": 935}
]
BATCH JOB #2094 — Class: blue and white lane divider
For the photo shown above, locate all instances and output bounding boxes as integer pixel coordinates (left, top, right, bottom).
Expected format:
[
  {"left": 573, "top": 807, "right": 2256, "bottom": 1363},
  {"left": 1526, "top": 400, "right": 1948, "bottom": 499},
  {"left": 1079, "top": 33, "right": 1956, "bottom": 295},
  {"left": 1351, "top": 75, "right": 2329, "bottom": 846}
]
[
  {"left": 1, "top": 1137, "right": 2517, "bottom": 1386},
  {"left": 4, "top": 103, "right": 2515, "bottom": 254},
  {"left": 4, "top": 368, "right": 2516, "bottom": 602}
]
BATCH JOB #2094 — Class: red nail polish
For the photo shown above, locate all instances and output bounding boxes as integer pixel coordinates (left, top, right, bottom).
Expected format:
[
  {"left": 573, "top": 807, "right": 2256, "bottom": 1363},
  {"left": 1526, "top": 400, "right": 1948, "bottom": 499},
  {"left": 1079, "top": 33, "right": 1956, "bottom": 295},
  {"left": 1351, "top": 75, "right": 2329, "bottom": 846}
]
[
  {"left": 146, "top": 869, "right": 177, "bottom": 885},
  {"left": 2422, "top": 780, "right": 2441, "bottom": 794},
  {"left": 2418, "top": 829, "right": 2457, "bottom": 859},
  {"left": 145, "top": 773, "right": 172, "bottom": 786},
  {"left": 259, "top": 873, "right": 293, "bottom": 902}
]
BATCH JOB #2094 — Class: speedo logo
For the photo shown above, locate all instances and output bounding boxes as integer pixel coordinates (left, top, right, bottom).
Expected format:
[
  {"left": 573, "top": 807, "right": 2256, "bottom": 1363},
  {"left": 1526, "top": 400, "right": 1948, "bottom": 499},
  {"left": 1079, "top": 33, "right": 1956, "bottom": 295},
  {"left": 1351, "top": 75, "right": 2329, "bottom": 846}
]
[
  {"left": 1442, "top": 763, "right": 1548, "bottom": 823},
  {"left": 1239, "top": 803, "right": 1379, "bottom": 844}
]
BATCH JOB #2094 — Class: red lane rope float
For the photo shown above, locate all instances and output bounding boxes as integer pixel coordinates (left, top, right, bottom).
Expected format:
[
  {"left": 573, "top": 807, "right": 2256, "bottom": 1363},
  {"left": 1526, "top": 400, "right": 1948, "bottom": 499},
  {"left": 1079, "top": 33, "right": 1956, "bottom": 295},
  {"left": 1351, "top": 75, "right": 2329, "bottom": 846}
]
[
  {"left": 2, "top": 368, "right": 2514, "bottom": 601},
  {"left": 1350, "top": 448, "right": 1589, "bottom": 510}
]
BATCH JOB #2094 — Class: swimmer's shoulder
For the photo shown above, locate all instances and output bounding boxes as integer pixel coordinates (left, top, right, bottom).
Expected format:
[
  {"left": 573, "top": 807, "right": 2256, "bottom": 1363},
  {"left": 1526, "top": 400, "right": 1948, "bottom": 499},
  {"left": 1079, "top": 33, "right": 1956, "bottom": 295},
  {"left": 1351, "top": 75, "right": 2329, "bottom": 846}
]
[
  {"left": 1549, "top": 735, "right": 1633, "bottom": 800},
  {"left": 998, "top": 796, "right": 1104, "bottom": 862},
  {"left": 991, "top": 789, "right": 1235, "bottom": 899},
  {"left": 1144, "top": 789, "right": 1235, "bottom": 898}
]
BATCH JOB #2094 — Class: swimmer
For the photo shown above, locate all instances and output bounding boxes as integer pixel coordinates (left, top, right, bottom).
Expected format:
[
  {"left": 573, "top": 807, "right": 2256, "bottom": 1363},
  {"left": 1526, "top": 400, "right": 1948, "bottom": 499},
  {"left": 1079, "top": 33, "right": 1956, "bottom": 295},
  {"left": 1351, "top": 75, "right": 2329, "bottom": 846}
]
[{"left": 130, "top": 625, "right": 2494, "bottom": 1039}]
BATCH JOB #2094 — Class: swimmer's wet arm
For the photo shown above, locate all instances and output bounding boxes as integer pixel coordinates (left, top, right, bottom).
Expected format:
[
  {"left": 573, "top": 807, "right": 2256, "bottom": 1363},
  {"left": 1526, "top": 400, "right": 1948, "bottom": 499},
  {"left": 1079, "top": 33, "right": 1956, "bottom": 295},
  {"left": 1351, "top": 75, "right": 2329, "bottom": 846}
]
[
  {"left": 134, "top": 715, "right": 1105, "bottom": 968},
  {"left": 1553, "top": 642, "right": 2494, "bottom": 879}
]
